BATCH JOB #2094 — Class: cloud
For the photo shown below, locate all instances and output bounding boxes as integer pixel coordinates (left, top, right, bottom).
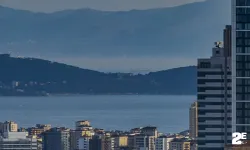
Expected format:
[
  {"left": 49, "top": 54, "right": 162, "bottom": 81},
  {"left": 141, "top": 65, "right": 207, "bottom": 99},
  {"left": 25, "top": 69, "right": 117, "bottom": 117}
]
[
  {"left": 48, "top": 56, "right": 196, "bottom": 73},
  {"left": 0, "top": 0, "right": 206, "bottom": 12}
]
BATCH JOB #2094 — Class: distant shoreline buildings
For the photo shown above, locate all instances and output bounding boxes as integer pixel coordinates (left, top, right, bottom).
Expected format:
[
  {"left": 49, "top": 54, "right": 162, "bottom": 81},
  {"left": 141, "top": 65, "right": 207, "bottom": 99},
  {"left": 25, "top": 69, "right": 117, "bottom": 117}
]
[{"left": 0, "top": 120, "right": 194, "bottom": 150}]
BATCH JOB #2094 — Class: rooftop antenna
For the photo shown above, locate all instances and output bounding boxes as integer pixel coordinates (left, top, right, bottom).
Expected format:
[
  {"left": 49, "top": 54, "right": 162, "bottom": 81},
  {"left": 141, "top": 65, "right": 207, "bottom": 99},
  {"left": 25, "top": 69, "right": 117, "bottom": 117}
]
[{"left": 214, "top": 41, "right": 223, "bottom": 48}]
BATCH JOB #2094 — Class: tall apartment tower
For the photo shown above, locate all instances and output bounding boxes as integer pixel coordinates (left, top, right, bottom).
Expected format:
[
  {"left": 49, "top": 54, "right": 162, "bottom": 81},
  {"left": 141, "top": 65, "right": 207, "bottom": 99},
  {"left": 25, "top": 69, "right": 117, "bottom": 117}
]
[
  {"left": 189, "top": 101, "right": 198, "bottom": 140},
  {"left": 231, "top": 0, "right": 250, "bottom": 139},
  {"left": 89, "top": 135, "right": 102, "bottom": 150},
  {"left": 197, "top": 26, "right": 232, "bottom": 150},
  {"left": 133, "top": 135, "right": 155, "bottom": 150},
  {"left": 42, "top": 127, "right": 70, "bottom": 150}
]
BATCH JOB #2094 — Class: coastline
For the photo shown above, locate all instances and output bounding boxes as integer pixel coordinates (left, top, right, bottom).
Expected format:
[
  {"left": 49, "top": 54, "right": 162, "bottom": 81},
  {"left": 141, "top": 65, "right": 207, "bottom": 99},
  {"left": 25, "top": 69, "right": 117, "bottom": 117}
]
[{"left": 0, "top": 93, "right": 196, "bottom": 97}]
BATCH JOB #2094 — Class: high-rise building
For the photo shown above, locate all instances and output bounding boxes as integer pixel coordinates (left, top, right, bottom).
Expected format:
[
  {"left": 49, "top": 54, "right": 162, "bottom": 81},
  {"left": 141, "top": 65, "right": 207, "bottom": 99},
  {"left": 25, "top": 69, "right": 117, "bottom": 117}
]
[
  {"left": 128, "top": 135, "right": 136, "bottom": 148},
  {"left": 70, "top": 130, "right": 93, "bottom": 150},
  {"left": 102, "top": 134, "right": 114, "bottom": 150},
  {"left": 197, "top": 28, "right": 232, "bottom": 149},
  {"left": 71, "top": 121, "right": 94, "bottom": 150},
  {"left": 0, "top": 132, "right": 37, "bottom": 150},
  {"left": 134, "top": 135, "right": 155, "bottom": 150},
  {"left": 169, "top": 138, "right": 191, "bottom": 150},
  {"left": 42, "top": 127, "right": 70, "bottom": 150},
  {"left": 75, "top": 120, "right": 91, "bottom": 130},
  {"left": 78, "top": 137, "right": 90, "bottom": 150},
  {"left": 231, "top": 0, "right": 250, "bottom": 140},
  {"left": 70, "top": 130, "right": 84, "bottom": 150},
  {"left": 155, "top": 136, "right": 173, "bottom": 150},
  {"left": 7, "top": 121, "right": 18, "bottom": 132},
  {"left": 189, "top": 102, "right": 198, "bottom": 140},
  {"left": 28, "top": 124, "right": 51, "bottom": 136},
  {"left": 0, "top": 121, "right": 18, "bottom": 133},
  {"left": 190, "top": 140, "right": 198, "bottom": 150},
  {"left": 0, "top": 123, "right": 3, "bottom": 135},
  {"left": 141, "top": 126, "right": 158, "bottom": 138},
  {"left": 89, "top": 135, "right": 102, "bottom": 150},
  {"left": 112, "top": 136, "right": 128, "bottom": 150},
  {"left": 224, "top": 25, "right": 232, "bottom": 58}
]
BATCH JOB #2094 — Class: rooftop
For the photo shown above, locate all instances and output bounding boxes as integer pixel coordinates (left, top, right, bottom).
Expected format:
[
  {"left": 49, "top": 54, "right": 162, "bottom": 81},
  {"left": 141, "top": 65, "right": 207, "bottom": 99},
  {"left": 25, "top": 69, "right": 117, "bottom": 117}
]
[
  {"left": 3, "top": 132, "right": 27, "bottom": 139},
  {"left": 141, "top": 126, "right": 157, "bottom": 130},
  {"left": 76, "top": 120, "right": 90, "bottom": 123},
  {"left": 46, "top": 127, "right": 70, "bottom": 132}
]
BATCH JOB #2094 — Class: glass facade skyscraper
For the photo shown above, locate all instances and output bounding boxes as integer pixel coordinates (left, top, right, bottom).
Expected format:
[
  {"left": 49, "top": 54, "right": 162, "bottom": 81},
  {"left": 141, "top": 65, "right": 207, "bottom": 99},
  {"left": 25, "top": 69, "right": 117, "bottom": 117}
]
[{"left": 232, "top": 0, "right": 250, "bottom": 138}]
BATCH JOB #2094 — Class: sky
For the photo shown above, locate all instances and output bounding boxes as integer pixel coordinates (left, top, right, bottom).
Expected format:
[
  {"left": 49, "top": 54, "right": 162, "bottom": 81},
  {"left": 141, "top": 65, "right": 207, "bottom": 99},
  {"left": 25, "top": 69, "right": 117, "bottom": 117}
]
[
  {"left": 50, "top": 56, "right": 196, "bottom": 73},
  {"left": 0, "top": 0, "right": 205, "bottom": 72},
  {"left": 0, "top": 0, "right": 205, "bottom": 12}
]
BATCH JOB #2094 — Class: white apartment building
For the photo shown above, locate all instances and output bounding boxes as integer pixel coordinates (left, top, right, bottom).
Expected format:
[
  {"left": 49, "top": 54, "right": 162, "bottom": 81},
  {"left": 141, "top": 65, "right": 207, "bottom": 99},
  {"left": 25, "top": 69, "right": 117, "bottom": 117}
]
[
  {"left": 0, "top": 132, "right": 37, "bottom": 150},
  {"left": 155, "top": 136, "right": 173, "bottom": 150},
  {"left": 78, "top": 137, "right": 90, "bottom": 150}
]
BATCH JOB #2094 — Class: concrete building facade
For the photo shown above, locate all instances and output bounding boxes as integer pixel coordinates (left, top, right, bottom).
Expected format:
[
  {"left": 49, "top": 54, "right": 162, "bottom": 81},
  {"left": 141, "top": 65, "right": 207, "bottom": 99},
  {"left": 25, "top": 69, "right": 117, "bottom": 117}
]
[
  {"left": 0, "top": 132, "right": 37, "bottom": 150},
  {"left": 78, "top": 137, "right": 90, "bottom": 150},
  {"left": 70, "top": 130, "right": 93, "bottom": 150},
  {"left": 112, "top": 136, "right": 129, "bottom": 150},
  {"left": 169, "top": 138, "right": 191, "bottom": 150},
  {"left": 189, "top": 102, "right": 198, "bottom": 140},
  {"left": 0, "top": 121, "right": 18, "bottom": 134},
  {"left": 89, "top": 135, "right": 102, "bottom": 150},
  {"left": 42, "top": 127, "right": 70, "bottom": 150},
  {"left": 155, "top": 136, "right": 173, "bottom": 150},
  {"left": 134, "top": 135, "right": 155, "bottom": 150},
  {"left": 141, "top": 127, "right": 158, "bottom": 138},
  {"left": 197, "top": 33, "right": 232, "bottom": 149},
  {"left": 231, "top": 0, "right": 250, "bottom": 140}
]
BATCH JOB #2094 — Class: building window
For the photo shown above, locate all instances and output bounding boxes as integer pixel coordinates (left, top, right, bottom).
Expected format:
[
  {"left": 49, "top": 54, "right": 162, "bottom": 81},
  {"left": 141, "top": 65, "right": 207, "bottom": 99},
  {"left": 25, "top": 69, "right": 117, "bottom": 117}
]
[
  {"left": 237, "top": 70, "right": 243, "bottom": 77},
  {"left": 237, "top": 62, "right": 243, "bottom": 69},
  {"left": 199, "top": 62, "right": 211, "bottom": 68},
  {"left": 237, "top": 23, "right": 244, "bottom": 30},
  {"left": 237, "top": 39, "right": 244, "bottom": 46},
  {"left": 237, "top": 47, "right": 243, "bottom": 53},
  {"left": 237, "top": 0, "right": 250, "bottom": 6}
]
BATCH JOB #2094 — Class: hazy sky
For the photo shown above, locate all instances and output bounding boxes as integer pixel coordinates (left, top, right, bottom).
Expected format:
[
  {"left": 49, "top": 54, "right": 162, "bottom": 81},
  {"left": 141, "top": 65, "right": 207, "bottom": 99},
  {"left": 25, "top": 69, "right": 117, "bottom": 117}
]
[
  {"left": 0, "top": 0, "right": 204, "bottom": 72},
  {"left": 51, "top": 56, "right": 196, "bottom": 73},
  {"left": 0, "top": 0, "right": 205, "bottom": 12}
]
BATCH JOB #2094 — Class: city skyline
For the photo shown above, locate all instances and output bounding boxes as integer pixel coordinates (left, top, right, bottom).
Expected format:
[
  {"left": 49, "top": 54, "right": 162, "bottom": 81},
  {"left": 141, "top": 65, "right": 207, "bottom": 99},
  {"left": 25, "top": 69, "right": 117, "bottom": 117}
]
[{"left": 0, "top": 120, "right": 192, "bottom": 150}]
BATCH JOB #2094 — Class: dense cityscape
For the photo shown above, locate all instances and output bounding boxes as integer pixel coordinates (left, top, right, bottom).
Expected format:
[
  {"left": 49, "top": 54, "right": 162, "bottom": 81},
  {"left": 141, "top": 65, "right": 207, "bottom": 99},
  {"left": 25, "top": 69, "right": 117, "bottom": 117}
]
[{"left": 0, "top": 119, "right": 195, "bottom": 150}]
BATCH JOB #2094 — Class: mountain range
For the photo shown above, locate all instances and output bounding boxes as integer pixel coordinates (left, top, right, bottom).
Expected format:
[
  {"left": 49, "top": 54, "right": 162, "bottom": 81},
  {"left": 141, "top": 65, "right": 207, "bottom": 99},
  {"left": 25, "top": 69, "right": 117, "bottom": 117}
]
[
  {"left": 0, "top": 0, "right": 230, "bottom": 59},
  {"left": 0, "top": 54, "right": 196, "bottom": 96}
]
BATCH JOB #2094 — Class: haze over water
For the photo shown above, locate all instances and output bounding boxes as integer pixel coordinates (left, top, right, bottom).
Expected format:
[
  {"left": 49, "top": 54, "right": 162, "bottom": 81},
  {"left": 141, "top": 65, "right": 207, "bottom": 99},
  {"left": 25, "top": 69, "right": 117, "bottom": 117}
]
[{"left": 0, "top": 95, "right": 195, "bottom": 133}]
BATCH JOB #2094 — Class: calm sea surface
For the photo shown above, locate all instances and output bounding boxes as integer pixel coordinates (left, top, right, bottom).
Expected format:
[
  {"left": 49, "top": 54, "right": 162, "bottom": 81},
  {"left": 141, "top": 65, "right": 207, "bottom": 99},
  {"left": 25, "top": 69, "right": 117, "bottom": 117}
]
[{"left": 0, "top": 95, "right": 195, "bottom": 133}]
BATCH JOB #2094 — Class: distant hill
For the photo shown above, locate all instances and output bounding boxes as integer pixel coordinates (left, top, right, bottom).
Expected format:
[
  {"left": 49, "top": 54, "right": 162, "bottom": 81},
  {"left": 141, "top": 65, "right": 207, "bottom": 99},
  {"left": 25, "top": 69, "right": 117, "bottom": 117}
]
[
  {"left": 0, "top": 0, "right": 230, "bottom": 58},
  {"left": 0, "top": 55, "right": 196, "bottom": 96}
]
